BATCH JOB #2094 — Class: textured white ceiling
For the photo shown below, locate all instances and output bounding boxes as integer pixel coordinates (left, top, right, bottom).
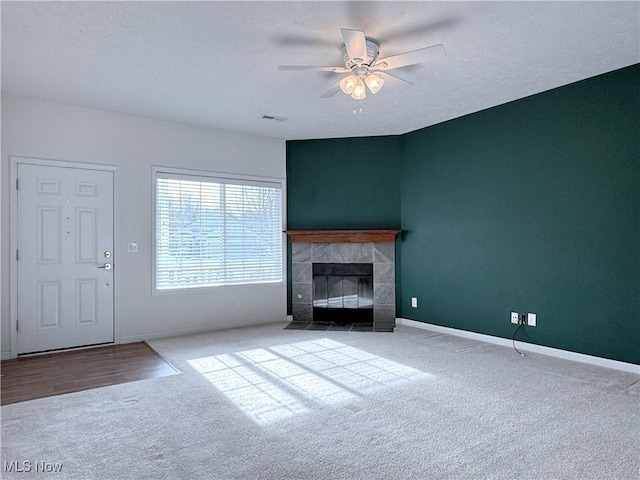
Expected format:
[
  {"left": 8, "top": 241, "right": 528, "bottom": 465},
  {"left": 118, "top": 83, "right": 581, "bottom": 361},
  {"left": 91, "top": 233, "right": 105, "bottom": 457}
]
[{"left": 2, "top": 1, "right": 638, "bottom": 140}]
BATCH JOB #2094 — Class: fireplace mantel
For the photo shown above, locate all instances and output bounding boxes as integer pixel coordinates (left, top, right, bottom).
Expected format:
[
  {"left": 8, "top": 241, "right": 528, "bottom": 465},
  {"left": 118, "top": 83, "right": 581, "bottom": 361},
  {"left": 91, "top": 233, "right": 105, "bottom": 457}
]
[{"left": 285, "top": 229, "right": 400, "bottom": 243}]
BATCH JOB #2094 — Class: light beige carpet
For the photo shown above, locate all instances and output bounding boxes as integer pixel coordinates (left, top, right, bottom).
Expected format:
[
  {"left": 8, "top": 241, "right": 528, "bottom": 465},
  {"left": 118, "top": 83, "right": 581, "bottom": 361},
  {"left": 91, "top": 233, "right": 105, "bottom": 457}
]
[{"left": 1, "top": 322, "right": 638, "bottom": 479}]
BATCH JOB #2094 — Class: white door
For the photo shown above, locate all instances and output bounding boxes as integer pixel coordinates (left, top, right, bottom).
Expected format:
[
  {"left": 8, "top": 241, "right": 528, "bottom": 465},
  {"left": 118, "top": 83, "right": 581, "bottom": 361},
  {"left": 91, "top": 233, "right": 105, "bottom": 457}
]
[{"left": 16, "top": 163, "right": 115, "bottom": 354}]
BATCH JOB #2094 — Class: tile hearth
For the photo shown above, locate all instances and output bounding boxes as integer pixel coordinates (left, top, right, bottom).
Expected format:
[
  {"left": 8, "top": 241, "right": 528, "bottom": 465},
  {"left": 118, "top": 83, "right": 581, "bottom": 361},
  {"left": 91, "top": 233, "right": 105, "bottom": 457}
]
[{"left": 284, "top": 321, "right": 374, "bottom": 332}]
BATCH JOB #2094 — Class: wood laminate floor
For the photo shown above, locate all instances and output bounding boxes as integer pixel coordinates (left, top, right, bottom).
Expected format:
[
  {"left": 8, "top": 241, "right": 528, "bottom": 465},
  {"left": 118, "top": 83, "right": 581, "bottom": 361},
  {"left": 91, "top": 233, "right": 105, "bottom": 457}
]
[{"left": 0, "top": 342, "right": 179, "bottom": 405}]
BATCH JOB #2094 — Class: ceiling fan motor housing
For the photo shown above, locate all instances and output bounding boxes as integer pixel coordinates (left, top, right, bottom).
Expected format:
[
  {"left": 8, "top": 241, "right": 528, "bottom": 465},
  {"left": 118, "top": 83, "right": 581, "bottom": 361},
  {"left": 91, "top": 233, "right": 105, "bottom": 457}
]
[{"left": 343, "top": 38, "right": 380, "bottom": 69}]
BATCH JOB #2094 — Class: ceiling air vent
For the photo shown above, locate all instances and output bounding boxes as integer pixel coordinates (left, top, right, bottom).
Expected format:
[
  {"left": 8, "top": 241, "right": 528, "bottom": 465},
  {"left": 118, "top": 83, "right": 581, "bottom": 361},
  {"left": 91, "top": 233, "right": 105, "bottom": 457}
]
[{"left": 261, "top": 114, "right": 287, "bottom": 122}]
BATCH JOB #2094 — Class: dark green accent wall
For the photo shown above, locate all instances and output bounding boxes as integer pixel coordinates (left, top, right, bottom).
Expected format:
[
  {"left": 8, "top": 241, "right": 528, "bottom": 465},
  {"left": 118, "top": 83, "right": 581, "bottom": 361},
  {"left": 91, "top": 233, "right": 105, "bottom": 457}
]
[
  {"left": 286, "top": 64, "right": 639, "bottom": 364},
  {"left": 401, "top": 65, "right": 639, "bottom": 364},
  {"left": 286, "top": 137, "right": 402, "bottom": 230},
  {"left": 286, "top": 136, "right": 402, "bottom": 313}
]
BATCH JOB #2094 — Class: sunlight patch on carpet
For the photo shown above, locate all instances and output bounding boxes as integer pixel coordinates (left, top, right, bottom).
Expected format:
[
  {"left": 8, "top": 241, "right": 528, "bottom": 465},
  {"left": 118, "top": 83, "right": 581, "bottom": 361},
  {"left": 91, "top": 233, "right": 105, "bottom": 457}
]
[
  {"left": 188, "top": 338, "right": 432, "bottom": 425},
  {"left": 188, "top": 353, "right": 309, "bottom": 425}
]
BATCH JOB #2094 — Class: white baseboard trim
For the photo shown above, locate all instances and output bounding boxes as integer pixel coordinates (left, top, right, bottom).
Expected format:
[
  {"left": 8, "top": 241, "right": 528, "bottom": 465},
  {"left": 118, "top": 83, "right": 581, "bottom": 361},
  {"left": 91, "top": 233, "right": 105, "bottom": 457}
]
[
  {"left": 1, "top": 351, "right": 11, "bottom": 360},
  {"left": 396, "top": 318, "right": 640, "bottom": 374},
  {"left": 121, "top": 316, "right": 287, "bottom": 344}
]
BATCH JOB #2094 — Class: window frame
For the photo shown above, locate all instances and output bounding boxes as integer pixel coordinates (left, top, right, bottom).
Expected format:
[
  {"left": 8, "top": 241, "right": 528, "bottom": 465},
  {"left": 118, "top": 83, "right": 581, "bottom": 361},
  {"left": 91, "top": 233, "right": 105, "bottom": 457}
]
[{"left": 151, "top": 166, "right": 286, "bottom": 295}]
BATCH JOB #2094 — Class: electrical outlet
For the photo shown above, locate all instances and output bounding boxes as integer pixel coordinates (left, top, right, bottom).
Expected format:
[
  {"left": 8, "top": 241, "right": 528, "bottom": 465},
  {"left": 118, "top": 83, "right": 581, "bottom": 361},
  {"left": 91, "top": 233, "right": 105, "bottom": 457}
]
[
  {"left": 511, "top": 312, "right": 519, "bottom": 324},
  {"left": 527, "top": 313, "right": 537, "bottom": 327},
  {"left": 411, "top": 297, "right": 418, "bottom": 308}
]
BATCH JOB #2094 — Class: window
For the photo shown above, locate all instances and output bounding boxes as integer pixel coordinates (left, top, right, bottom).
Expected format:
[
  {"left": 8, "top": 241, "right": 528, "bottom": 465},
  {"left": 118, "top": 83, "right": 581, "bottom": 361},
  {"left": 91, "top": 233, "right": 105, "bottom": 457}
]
[{"left": 154, "top": 169, "right": 283, "bottom": 291}]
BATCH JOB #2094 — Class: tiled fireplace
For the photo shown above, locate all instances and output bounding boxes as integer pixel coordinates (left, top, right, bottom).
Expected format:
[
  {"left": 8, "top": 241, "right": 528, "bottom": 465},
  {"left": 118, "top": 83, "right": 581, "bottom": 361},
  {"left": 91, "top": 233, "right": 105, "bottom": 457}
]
[{"left": 288, "top": 230, "right": 399, "bottom": 332}]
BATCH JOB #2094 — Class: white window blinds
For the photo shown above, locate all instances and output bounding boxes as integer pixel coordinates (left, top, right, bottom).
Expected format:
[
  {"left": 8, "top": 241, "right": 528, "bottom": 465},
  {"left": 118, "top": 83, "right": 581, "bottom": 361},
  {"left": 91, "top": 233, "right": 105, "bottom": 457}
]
[{"left": 155, "top": 172, "right": 283, "bottom": 290}]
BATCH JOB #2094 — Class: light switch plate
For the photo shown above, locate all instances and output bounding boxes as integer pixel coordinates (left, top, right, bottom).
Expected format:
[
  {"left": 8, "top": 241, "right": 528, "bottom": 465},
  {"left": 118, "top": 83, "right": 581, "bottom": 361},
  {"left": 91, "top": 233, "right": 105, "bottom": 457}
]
[
  {"left": 527, "top": 313, "right": 537, "bottom": 327},
  {"left": 411, "top": 297, "right": 418, "bottom": 308}
]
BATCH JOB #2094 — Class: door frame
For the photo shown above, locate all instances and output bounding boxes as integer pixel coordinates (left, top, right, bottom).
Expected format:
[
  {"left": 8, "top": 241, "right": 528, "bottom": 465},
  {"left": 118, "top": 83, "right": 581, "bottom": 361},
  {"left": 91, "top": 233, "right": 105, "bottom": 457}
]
[{"left": 9, "top": 156, "right": 120, "bottom": 358}]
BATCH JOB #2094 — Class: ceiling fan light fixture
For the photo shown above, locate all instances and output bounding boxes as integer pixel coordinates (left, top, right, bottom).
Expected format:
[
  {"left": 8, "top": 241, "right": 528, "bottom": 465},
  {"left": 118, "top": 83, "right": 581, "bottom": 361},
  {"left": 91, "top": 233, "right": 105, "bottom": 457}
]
[
  {"left": 351, "top": 79, "right": 367, "bottom": 100},
  {"left": 351, "top": 78, "right": 367, "bottom": 100},
  {"left": 365, "top": 73, "right": 384, "bottom": 94},
  {"left": 339, "top": 75, "right": 357, "bottom": 94},
  {"left": 279, "top": 27, "right": 446, "bottom": 100}
]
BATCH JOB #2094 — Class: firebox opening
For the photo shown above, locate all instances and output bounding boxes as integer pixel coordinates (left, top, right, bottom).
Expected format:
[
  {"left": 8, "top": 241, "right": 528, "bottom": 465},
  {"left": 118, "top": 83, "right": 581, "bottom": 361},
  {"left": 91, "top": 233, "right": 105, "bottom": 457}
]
[{"left": 312, "top": 263, "right": 374, "bottom": 324}]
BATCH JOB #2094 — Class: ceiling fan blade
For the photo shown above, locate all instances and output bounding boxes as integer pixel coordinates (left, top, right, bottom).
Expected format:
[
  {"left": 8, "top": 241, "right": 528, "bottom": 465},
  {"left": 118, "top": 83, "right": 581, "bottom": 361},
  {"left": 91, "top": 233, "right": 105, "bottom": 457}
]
[
  {"left": 375, "top": 71, "right": 414, "bottom": 87},
  {"left": 319, "top": 81, "right": 342, "bottom": 98},
  {"left": 364, "top": 70, "right": 414, "bottom": 94},
  {"left": 377, "top": 18, "right": 457, "bottom": 44},
  {"left": 374, "top": 44, "right": 446, "bottom": 71},
  {"left": 278, "top": 65, "right": 350, "bottom": 73},
  {"left": 341, "top": 28, "right": 368, "bottom": 64}
]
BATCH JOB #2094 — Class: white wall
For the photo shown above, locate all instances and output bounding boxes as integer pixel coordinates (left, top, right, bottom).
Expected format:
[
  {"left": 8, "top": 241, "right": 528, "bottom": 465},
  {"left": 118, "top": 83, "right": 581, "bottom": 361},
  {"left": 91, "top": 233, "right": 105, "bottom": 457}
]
[{"left": 1, "top": 95, "right": 287, "bottom": 357}]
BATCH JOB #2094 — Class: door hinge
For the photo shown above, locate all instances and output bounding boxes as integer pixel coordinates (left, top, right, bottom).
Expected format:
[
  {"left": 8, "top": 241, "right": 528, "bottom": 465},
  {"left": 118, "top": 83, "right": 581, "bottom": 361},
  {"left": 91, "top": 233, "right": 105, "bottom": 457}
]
[
  {"left": 16, "top": 249, "right": 19, "bottom": 261},
  {"left": 16, "top": 178, "right": 18, "bottom": 190},
  {"left": 16, "top": 320, "right": 19, "bottom": 331}
]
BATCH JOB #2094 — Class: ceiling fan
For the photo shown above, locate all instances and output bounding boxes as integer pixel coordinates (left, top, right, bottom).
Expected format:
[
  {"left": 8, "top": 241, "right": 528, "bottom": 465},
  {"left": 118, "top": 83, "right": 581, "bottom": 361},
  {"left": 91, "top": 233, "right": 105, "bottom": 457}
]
[{"left": 278, "top": 28, "right": 446, "bottom": 99}]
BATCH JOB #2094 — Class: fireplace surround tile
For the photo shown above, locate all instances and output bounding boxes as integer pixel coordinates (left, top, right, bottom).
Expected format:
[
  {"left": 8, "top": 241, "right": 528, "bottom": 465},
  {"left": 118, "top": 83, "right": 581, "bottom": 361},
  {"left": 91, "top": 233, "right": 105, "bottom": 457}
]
[
  {"left": 290, "top": 240, "right": 396, "bottom": 331},
  {"left": 292, "top": 263, "right": 312, "bottom": 283},
  {"left": 374, "top": 283, "right": 395, "bottom": 306},
  {"left": 374, "top": 242, "right": 395, "bottom": 263},
  {"left": 374, "top": 263, "right": 395, "bottom": 284},
  {"left": 292, "top": 282, "right": 312, "bottom": 305},
  {"left": 292, "top": 303, "right": 312, "bottom": 322},
  {"left": 332, "top": 243, "right": 355, "bottom": 263},
  {"left": 374, "top": 305, "right": 396, "bottom": 332},
  {"left": 374, "top": 307, "right": 395, "bottom": 319},
  {"left": 292, "top": 243, "right": 311, "bottom": 263},
  {"left": 351, "top": 243, "right": 374, "bottom": 263},
  {"left": 311, "top": 243, "right": 332, "bottom": 262}
]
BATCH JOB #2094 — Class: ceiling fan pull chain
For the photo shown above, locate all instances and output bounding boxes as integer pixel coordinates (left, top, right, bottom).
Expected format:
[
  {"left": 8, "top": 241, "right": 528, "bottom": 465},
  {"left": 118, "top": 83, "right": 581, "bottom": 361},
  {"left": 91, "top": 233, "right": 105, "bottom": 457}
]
[{"left": 352, "top": 100, "right": 364, "bottom": 116}]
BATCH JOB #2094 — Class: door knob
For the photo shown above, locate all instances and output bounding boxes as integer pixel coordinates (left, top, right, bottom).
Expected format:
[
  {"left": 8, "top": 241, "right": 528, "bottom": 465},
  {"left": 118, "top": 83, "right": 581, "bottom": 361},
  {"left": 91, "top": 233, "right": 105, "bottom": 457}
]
[{"left": 98, "top": 262, "right": 112, "bottom": 270}]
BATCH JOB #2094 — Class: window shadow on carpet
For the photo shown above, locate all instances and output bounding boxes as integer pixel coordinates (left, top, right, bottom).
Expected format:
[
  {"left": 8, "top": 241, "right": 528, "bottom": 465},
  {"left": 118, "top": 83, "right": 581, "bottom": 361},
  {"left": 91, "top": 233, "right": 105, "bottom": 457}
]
[{"left": 187, "top": 338, "right": 432, "bottom": 425}]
